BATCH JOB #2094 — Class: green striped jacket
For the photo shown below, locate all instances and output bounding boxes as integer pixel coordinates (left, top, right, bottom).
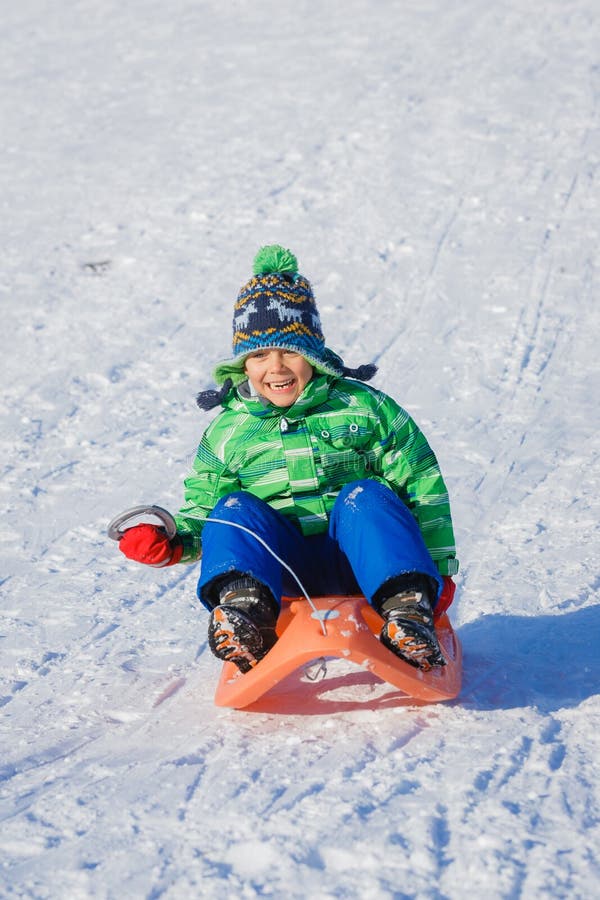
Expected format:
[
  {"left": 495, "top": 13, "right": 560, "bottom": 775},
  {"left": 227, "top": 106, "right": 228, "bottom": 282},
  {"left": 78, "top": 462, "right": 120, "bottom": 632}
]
[{"left": 175, "top": 375, "right": 459, "bottom": 576}]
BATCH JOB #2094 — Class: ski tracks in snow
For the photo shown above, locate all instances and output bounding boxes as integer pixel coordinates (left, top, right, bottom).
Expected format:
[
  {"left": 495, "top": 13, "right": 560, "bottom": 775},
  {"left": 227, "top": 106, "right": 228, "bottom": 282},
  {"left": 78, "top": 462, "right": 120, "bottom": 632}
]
[{"left": 437, "top": 707, "right": 600, "bottom": 898}]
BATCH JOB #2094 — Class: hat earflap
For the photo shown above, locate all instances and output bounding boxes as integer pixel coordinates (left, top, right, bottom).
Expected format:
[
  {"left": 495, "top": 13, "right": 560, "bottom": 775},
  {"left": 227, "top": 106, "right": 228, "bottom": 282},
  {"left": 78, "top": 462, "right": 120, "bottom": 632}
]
[
  {"left": 321, "top": 347, "right": 377, "bottom": 382},
  {"left": 342, "top": 362, "right": 377, "bottom": 381},
  {"left": 196, "top": 378, "right": 233, "bottom": 411}
]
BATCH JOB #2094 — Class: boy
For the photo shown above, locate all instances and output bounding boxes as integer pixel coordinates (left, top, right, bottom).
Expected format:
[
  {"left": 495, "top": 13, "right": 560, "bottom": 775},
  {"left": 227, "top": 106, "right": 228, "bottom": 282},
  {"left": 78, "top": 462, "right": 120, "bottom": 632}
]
[{"left": 118, "top": 246, "right": 459, "bottom": 672}]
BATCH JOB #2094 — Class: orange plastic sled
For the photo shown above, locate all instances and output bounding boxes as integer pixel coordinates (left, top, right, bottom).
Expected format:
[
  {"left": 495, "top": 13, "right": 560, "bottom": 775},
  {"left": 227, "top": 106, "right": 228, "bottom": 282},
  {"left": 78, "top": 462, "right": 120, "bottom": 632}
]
[{"left": 214, "top": 595, "right": 462, "bottom": 710}]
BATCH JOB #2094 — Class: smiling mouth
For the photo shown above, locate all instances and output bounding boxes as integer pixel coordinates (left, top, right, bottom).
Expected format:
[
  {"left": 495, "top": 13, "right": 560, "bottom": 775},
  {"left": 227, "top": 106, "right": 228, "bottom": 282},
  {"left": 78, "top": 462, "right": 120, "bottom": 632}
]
[{"left": 266, "top": 378, "right": 296, "bottom": 391}]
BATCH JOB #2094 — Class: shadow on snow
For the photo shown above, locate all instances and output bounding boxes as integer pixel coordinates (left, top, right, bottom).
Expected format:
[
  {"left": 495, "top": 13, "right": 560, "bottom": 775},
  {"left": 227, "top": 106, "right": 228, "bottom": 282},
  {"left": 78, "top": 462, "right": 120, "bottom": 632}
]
[{"left": 458, "top": 605, "right": 600, "bottom": 712}]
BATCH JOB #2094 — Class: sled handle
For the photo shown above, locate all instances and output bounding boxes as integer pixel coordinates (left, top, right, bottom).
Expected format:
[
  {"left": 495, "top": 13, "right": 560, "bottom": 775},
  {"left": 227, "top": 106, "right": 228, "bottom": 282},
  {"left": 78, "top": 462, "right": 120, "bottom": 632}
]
[{"left": 107, "top": 505, "right": 178, "bottom": 541}]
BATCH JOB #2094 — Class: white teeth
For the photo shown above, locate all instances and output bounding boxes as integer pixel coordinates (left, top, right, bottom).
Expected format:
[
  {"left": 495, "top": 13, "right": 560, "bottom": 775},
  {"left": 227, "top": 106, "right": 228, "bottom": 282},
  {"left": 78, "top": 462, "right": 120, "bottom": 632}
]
[{"left": 269, "top": 379, "right": 294, "bottom": 389}]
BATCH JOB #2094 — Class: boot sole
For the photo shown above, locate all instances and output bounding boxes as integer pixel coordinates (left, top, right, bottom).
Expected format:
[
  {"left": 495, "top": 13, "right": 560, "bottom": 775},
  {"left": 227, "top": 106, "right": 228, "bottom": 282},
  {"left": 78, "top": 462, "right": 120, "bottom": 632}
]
[
  {"left": 208, "top": 607, "right": 270, "bottom": 674},
  {"left": 382, "top": 620, "right": 446, "bottom": 671}
]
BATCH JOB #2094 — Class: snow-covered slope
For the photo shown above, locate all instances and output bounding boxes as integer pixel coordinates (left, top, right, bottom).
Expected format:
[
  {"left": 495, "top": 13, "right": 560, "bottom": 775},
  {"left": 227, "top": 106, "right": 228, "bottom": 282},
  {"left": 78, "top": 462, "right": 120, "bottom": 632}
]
[{"left": 1, "top": 1, "right": 599, "bottom": 897}]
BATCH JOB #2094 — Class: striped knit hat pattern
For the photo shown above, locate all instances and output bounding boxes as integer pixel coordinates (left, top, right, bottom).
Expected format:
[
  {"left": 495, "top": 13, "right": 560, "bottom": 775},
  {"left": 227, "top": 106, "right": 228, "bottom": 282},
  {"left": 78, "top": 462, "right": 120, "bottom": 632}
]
[{"left": 197, "top": 245, "right": 377, "bottom": 410}]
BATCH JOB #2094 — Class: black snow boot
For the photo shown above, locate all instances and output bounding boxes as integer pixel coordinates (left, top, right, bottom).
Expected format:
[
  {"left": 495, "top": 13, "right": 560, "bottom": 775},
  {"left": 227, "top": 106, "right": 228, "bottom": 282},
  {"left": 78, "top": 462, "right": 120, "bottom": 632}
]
[
  {"left": 377, "top": 576, "right": 446, "bottom": 671},
  {"left": 208, "top": 577, "right": 279, "bottom": 673}
]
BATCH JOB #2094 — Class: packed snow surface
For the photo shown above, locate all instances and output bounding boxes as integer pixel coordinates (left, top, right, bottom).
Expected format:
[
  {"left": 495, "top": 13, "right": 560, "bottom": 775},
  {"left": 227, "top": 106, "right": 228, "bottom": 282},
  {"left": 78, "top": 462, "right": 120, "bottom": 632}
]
[{"left": 1, "top": 1, "right": 599, "bottom": 897}]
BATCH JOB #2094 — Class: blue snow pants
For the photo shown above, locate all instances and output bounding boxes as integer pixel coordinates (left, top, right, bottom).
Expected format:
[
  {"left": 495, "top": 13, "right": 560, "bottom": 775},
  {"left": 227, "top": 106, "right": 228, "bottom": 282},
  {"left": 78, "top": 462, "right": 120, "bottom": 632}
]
[{"left": 197, "top": 480, "right": 442, "bottom": 611}]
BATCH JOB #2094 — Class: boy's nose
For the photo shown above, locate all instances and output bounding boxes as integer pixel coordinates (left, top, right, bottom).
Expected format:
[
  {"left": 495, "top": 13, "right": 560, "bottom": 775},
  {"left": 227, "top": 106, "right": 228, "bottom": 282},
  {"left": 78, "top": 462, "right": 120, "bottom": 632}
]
[{"left": 269, "top": 351, "right": 287, "bottom": 368}]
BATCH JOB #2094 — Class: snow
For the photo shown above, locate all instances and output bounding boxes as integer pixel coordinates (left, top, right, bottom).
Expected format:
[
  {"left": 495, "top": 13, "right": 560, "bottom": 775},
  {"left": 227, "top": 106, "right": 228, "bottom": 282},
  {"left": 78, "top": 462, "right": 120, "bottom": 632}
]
[{"left": 1, "top": 0, "right": 599, "bottom": 896}]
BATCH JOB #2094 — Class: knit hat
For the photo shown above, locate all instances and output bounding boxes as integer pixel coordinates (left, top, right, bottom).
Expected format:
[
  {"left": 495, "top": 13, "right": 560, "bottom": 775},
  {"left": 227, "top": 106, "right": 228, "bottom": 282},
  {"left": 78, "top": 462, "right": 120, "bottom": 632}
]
[{"left": 197, "top": 245, "right": 377, "bottom": 410}]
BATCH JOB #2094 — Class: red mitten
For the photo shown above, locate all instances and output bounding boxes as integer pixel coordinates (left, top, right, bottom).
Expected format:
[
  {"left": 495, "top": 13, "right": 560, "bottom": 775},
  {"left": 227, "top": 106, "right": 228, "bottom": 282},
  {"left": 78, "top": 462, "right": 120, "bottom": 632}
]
[
  {"left": 435, "top": 576, "right": 456, "bottom": 618},
  {"left": 119, "top": 523, "right": 183, "bottom": 567}
]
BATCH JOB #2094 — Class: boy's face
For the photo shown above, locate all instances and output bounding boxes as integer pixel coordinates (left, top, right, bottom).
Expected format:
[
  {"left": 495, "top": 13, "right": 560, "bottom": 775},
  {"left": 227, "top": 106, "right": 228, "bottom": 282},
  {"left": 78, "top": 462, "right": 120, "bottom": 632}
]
[{"left": 244, "top": 349, "right": 314, "bottom": 407}]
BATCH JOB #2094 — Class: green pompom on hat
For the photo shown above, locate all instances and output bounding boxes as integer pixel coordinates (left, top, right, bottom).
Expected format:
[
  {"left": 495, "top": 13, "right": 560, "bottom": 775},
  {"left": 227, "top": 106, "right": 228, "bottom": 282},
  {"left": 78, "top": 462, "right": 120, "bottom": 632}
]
[{"left": 252, "top": 245, "right": 298, "bottom": 277}]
